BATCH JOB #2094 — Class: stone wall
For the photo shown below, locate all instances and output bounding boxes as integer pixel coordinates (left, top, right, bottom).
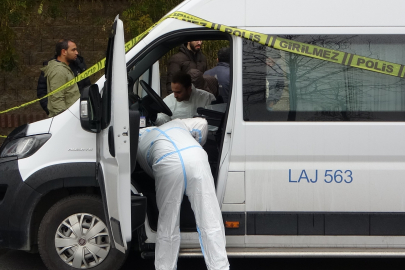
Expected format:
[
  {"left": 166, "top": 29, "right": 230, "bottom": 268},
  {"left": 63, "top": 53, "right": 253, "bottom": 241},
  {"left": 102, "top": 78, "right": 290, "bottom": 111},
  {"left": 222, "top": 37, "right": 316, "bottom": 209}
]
[{"left": 0, "top": 0, "right": 130, "bottom": 146}]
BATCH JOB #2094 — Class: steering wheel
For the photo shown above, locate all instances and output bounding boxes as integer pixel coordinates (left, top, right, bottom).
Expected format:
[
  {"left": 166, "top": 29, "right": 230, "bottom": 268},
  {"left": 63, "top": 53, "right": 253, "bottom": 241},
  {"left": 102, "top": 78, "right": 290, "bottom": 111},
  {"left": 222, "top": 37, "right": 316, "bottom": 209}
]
[{"left": 139, "top": 80, "right": 172, "bottom": 116}]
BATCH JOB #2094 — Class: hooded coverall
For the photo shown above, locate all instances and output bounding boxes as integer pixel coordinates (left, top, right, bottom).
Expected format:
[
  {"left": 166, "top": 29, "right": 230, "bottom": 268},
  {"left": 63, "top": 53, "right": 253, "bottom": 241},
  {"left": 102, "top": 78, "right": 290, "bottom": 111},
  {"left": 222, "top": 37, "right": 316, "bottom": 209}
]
[{"left": 137, "top": 118, "right": 229, "bottom": 270}]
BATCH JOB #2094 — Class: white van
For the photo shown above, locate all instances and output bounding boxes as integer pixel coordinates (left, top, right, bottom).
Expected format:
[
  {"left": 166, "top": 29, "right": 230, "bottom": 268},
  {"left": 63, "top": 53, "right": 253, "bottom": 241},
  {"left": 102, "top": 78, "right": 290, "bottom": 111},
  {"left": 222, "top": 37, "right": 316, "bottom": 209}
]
[{"left": 2, "top": 0, "right": 405, "bottom": 269}]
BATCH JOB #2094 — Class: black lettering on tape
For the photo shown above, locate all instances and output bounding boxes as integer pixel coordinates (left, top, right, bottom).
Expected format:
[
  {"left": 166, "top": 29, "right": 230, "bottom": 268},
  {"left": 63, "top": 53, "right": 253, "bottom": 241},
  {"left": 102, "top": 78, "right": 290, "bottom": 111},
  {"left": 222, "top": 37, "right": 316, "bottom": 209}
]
[
  {"left": 341, "top": 53, "right": 348, "bottom": 65},
  {"left": 347, "top": 54, "right": 354, "bottom": 66},
  {"left": 224, "top": 27, "right": 232, "bottom": 34},
  {"left": 234, "top": 30, "right": 242, "bottom": 36},
  {"left": 292, "top": 43, "right": 300, "bottom": 52},
  {"left": 357, "top": 58, "right": 365, "bottom": 66},
  {"left": 397, "top": 65, "right": 404, "bottom": 76},
  {"left": 271, "top": 36, "right": 276, "bottom": 48},
  {"left": 211, "top": 23, "right": 216, "bottom": 29},
  {"left": 265, "top": 35, "right": 272, "bottom": 47},
  {"left": 253, "top": 34, "right": 261, "bottom": 42},
  {"left": 313, "top": 48, "right": 323, "bottom": 57},
  {"left": 280, "top": 41, "right": 288, "bottom": 48},
  {"left": 323, "top": 50, "right": 331, "bottom": 59},
  {"left": 366, "top": 60, "right": 374, "bottom": 68},
  {"left": 374, "top": 62, "right": 382, "bottom": 71},
  {"left": 331, "top": 52, "right": 339, "bottom": 61},
  {"left": 216, "top": 24, "right": 222, "bottom": 30}
]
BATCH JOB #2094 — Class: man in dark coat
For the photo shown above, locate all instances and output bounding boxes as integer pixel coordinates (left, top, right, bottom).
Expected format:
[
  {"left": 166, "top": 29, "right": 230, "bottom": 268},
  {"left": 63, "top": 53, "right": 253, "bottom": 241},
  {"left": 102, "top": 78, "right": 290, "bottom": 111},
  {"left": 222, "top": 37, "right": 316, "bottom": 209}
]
[
  {"left": 166, "top": 41, "right": 207, "bottom": 95},
  {"left": 37, "top": 53, "right": 91, "bottom": 115},
  {"left": 204, "top": 47, "right": 230, "bottom": 103}
]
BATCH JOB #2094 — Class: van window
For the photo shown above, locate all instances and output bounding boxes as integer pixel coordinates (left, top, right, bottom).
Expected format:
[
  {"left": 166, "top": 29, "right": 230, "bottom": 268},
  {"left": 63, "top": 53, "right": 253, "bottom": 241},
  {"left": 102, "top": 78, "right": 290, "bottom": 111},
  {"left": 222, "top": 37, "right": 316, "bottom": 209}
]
[{"left": 242, "top": 35, "right": 405, "bottom": 121}]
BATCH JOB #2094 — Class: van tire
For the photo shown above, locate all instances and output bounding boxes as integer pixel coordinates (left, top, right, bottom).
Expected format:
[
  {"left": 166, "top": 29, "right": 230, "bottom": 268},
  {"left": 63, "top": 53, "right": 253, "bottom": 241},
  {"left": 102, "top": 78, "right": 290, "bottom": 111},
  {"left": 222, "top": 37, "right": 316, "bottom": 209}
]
[{"left": 38, "top": 194, "right": 127, "bottom": 270}]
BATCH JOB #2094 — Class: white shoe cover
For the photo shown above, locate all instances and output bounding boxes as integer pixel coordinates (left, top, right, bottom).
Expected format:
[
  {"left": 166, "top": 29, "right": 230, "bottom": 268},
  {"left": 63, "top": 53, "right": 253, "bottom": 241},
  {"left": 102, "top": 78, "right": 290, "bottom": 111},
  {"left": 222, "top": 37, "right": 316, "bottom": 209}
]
[{"left": 137, "top": 118, "right": 229, "bottom": 270}]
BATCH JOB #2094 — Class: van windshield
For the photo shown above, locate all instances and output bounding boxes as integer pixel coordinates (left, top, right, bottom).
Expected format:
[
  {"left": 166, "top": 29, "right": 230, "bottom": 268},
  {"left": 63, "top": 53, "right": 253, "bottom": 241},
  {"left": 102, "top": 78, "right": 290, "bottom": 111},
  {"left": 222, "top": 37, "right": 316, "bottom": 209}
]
[{"left": 243, "top": 35, "right": 405, "bottom": 121}]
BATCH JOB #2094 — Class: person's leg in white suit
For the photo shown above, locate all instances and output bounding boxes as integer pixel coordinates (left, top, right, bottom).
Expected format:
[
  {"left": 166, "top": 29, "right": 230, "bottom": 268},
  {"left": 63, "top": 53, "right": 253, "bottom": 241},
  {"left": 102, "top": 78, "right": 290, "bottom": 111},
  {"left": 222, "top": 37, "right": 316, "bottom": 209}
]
[
  {"left": 154, "top": 154, "right": 185, "bottom": 270},
  {"left": 153, "top": 147, "right": 229, "bottom": 270}
]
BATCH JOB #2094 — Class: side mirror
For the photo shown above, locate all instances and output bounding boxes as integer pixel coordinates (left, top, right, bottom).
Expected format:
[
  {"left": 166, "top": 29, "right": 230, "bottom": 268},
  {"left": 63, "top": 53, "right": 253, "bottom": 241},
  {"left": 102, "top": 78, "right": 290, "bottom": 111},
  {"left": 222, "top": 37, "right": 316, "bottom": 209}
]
[{"left": 80, "top": 84, "right": 102, "bottom": 133}]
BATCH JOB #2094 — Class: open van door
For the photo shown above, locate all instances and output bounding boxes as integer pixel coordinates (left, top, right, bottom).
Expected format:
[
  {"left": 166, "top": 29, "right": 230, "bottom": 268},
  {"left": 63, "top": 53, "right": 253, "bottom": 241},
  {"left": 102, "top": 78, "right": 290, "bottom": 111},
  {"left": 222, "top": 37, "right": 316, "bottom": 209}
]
[{"left": 96, "top": 16, "right": 131, "bottom": 253}]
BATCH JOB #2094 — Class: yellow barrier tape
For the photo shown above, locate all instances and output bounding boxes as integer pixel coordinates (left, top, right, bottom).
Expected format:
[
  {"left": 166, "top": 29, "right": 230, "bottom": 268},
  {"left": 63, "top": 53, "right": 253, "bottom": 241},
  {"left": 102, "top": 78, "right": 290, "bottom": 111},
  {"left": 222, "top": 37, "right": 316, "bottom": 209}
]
[
  {"left": 168, "top": 11, "right": 405, "bottom": 78},
  {"left": 1, "top": 11, "right": 405, "bottom": 139}
]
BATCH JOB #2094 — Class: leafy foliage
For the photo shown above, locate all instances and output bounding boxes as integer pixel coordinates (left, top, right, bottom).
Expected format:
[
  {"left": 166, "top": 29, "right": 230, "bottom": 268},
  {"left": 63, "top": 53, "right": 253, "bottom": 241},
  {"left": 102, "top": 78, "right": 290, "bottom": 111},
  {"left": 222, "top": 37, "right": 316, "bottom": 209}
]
[{"left": 122, "top": 0, "right": 182, "bottom": 38}]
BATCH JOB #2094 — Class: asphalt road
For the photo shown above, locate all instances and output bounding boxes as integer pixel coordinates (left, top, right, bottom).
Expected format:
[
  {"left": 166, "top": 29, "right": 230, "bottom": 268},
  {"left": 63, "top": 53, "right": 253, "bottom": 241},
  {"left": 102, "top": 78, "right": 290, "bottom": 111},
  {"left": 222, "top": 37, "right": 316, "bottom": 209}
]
[{"left": 1, "top": 248, "right": 405, "bottom": 269}]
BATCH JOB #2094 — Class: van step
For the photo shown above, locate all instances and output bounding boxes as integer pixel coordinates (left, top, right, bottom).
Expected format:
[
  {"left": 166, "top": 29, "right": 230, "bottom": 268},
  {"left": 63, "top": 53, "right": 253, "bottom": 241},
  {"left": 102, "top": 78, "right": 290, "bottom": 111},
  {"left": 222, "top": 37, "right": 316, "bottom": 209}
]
[{"left": 175, "top": 247, "right": 405, "bottom": 258}]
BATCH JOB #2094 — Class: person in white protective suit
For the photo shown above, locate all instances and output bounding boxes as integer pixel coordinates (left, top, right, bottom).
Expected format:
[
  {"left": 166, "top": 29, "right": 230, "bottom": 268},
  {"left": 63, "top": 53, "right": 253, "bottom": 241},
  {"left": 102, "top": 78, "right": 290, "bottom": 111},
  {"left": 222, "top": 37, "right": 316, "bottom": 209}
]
[
  {"left": 137, "top": 118, "right": 229, "bottom": 270},
  {"left": 153, "top": 71, "right": 216, "bottom": 126}
]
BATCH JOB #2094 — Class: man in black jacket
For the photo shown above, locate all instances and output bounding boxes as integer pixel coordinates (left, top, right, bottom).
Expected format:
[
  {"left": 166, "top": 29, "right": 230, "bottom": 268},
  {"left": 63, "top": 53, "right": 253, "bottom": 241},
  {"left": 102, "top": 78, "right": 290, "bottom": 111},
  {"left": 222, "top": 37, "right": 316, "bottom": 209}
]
[
  {"left": 166, "top": 41, "right": 207, "bottom": 95},
  {"left": 36, "top": 54, "right": 91, "bottom": 115}
]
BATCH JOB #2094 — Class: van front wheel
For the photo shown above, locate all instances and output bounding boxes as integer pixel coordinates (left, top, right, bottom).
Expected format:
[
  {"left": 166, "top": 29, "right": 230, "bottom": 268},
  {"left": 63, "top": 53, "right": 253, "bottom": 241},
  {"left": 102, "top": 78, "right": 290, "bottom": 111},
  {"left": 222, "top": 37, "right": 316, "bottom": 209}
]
[{"left": 38, "top": 194, "right": 127, "bottom": 270}]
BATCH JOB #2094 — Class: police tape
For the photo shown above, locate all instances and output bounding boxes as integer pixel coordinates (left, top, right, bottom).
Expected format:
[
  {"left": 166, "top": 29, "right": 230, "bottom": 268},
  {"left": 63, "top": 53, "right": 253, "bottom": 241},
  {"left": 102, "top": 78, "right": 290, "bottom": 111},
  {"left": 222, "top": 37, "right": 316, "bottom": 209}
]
[
  {"left": 1, "top": 11, "right": 404, "bottom": 139},
  {"left": 169, "top": 12, "right": 405, "bottom": 78}
]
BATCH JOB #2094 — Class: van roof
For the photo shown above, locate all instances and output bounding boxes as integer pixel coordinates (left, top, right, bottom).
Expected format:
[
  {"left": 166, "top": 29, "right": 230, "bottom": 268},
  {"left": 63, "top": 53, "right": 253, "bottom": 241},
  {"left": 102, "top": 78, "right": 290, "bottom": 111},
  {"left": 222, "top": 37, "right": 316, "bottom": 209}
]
[{"left": 169, "top": 0, "right": 405, "bottom": 27}]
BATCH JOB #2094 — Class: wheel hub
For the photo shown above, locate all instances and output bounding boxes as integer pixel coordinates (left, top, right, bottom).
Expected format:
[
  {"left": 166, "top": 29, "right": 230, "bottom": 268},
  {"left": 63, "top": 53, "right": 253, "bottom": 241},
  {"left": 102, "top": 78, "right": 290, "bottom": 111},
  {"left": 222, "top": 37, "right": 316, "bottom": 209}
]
[
  {"left": 78, "top": 238, "right": 87, "bottom": 246},
  {"left": 55, "top": 213, "right": 111, "bottom": 269}
]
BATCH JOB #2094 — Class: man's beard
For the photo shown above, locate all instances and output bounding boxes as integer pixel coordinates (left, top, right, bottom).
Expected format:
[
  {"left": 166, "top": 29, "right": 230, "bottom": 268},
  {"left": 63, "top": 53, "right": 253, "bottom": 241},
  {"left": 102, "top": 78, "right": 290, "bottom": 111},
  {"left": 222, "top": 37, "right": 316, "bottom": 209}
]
[
  {"left": 189, "top": 43, "right": 200, "bottom": 53},
  {"left": 67, "top": 55, "right": 77, "bottom": 64}
]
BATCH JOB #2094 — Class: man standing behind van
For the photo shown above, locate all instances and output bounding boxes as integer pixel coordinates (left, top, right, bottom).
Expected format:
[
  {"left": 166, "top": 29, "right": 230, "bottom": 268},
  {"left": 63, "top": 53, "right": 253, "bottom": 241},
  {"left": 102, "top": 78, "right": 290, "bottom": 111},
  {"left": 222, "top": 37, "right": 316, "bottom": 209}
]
[
  {"left": 204, "top": 47, "right": 230, "bottom": 103},
  {"left": 166, "top": 41, "right": 208, "bottom": 95},
  {"left": 41, "top": 39, "right": 80, "bottom": 117}
]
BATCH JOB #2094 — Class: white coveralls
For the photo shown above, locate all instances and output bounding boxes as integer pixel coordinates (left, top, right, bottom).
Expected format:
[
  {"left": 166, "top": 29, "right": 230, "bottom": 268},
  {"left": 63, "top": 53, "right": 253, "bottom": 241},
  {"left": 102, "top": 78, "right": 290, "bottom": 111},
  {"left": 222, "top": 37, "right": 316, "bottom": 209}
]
[{"left": 137, "top": 118, "right": 229, "bottom": 270}]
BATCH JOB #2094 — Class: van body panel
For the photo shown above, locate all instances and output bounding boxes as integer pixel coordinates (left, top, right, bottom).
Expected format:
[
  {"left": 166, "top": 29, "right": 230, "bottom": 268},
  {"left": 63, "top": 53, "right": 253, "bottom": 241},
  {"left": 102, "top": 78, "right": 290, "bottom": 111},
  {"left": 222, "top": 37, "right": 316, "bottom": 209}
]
[
  {"left": 244, "top": 27, "right": 405, "bottom": 35},
  {"left": 246, "top": 0, "right": 405, "bottom": 27},
  {"left": 227, "top": 37, "right": 245, "bottom": 172},
  {"left": 174, "top": 0, "right": 246, "bottom": 27},
  {"left": 23, "top": 162, "right": 97, "bottom": 193},
  {"left": 18, "top": 108, "right": 96, "bottom": 181},
  {"left": 244, "top": 122, "right": 405, "bottom": 212},
  {"left": 26, "top": 118, "right": 52, "bottom": 136},
  {"left": 244, "top": 235, "right": 405, "bottom": 248},
  {"left": 223, "top": 172, "right": 245, "bottom": 204},
  {"left": 67, "top": 99, "right": 80, "bottom": 119}
]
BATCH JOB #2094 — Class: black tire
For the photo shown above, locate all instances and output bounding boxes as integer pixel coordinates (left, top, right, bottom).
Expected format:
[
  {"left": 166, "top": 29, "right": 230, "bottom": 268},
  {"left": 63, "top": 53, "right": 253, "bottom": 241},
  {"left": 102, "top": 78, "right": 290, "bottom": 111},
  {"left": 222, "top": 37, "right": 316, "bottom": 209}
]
[{"left": 38, "top": 194, "right": 128, "bottom": 270}]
